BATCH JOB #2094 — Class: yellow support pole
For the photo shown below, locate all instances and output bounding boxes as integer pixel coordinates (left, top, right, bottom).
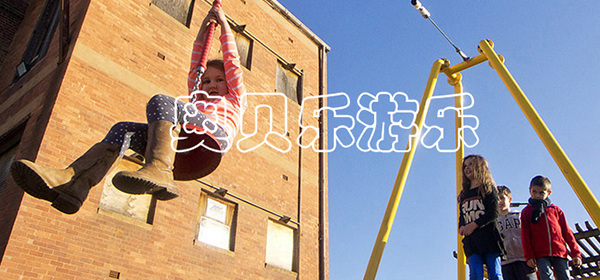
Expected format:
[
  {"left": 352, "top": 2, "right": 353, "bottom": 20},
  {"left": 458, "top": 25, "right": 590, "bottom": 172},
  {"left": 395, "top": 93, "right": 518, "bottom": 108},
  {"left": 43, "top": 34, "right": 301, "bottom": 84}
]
[
  {"left": 363, "top": 59, "right": 448, "bottom": 280},
  {"left": 478, "top": 39, "right": 600, "bottom": 226},
  {"left": 449, "top": 73, "right": 467, "bottom": 280}
]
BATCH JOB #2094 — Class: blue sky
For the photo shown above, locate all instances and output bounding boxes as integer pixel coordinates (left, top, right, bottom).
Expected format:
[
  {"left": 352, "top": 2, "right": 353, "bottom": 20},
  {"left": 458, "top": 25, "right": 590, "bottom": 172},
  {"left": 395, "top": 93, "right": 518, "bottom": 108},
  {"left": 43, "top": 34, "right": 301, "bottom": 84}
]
[{"left": 276, "top": 1, "right": 600, "bottom": 279}]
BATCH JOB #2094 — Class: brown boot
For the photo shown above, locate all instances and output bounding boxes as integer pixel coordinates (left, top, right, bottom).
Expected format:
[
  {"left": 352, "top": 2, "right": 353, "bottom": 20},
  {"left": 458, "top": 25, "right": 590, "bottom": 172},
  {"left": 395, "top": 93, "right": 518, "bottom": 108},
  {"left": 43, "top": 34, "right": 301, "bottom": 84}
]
[
  {"left": 112, "top": 121, "right": 179, "bottom": 200},
  {"left": 10, "top": 142, "right": 121, "bottom": 214}
]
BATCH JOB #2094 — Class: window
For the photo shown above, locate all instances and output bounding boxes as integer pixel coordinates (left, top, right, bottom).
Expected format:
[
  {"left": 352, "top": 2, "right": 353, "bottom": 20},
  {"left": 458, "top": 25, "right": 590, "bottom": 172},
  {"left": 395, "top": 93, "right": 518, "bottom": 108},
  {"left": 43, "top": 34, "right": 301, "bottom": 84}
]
[
  {"left": 265, "top": 219, "right": 297, "bottom": 271},
  {"left": 232, "top": 26, "right": 253, "bottom": 69},
  {"left": 98, "top": 154, "right": 156, "bottom": 224},
  {"left": 196, "top": 191, "right": 237, "bottom": 250},
  {"left": 276, "top": 61, "right": 302, "bottom": 104},
  {"left": 0, "top": 147, "right": 17, "bottom": 197},
  {"left": 0, "top": 1, "right": 29, "bottom": 68},
  {"left": 0, "top": 122, "right": 25, "bottom": 197},
  {"left": 13, "top": 0, "right": 60, "bottom": 82},
  {"left": 151, "top": 0, "right": 195, "bottom": 26}
]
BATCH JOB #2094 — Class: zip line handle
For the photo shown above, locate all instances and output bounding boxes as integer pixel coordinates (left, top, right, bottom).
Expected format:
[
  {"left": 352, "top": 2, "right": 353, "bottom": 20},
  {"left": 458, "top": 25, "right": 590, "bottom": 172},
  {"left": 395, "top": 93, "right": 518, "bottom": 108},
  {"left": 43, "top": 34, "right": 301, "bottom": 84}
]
[
  {"left": 198, "top": 0, "right": 222, "bottom": 75},
  {"left": 191, "top": 0, "right": 222, "bottom": 103}
]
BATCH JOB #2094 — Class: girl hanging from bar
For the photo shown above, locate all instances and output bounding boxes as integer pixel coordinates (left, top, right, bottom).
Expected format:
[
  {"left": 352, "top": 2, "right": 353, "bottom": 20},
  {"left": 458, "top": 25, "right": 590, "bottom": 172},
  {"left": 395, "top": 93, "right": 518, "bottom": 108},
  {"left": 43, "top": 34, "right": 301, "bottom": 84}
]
[{"left": 11, "top": 4, "right": 246, "bottom": 214}]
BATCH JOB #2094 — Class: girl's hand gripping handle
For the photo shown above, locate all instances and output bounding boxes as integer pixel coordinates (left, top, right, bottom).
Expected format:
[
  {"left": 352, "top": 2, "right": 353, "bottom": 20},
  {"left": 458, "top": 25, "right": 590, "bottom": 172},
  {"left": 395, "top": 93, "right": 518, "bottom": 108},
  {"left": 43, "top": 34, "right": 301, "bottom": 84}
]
[{"left": 198, "top": 0, "right": 222, "bottom": 75}]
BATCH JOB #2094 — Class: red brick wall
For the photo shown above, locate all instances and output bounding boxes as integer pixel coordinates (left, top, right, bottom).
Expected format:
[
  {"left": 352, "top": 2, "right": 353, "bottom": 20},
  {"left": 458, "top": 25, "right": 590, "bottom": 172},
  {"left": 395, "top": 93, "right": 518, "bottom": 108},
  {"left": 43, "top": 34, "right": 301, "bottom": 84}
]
[
  {"left": 0, "top": 0, "right": 93, "bottom": 262},
  {"left": 0, "top": 0, "right": 328, "bottom": 279}
]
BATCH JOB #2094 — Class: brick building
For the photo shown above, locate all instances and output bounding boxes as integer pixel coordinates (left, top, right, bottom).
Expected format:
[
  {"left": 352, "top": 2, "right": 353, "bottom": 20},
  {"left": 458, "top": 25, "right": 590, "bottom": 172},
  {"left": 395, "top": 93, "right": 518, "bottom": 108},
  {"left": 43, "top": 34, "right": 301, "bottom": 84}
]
[{"left": 0, "top": 0, "right": 329, "bottom": 279}]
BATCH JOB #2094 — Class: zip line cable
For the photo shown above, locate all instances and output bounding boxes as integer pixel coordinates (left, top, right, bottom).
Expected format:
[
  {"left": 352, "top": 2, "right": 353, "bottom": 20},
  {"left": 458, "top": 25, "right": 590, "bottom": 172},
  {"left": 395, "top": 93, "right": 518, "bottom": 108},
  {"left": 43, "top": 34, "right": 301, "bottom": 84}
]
[{"left": 411, "top": 0, "right": 470, "bottom": 61}]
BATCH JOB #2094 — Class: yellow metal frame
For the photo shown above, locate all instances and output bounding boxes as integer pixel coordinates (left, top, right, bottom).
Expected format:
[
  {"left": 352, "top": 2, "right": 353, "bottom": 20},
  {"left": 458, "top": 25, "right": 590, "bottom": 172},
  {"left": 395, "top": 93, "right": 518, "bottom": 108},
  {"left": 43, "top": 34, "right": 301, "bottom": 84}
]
[{"left": 363, "top": 40, "right": 600, "bottom": 280}]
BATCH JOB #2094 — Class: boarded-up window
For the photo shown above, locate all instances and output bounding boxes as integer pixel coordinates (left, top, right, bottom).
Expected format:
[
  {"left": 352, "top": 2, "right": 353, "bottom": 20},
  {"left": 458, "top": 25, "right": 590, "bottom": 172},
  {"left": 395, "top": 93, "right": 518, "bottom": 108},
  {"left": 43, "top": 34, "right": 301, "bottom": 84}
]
[
  {"left": 0, "top": 122, "right": 25, "bottom": 197},
  {"left": 151, "top": 0, "right": 194, "bottom": 26},
  {"left": 13, "top": 0, "right": 60, "bottom": 82},
  {"left": 196, "top": 191, "right": 237, "bottom": 250},
  {"left": 0, "top": 147, "right": 17, "bottom": 197},
  {"left": 99, "top": 155, "right": 156, "bottom": 224},
  {"left": 265, "top": 219, "right": 297, "bottom": 271},
  {"left": 276, "top": 62, "right": 301, "bottom": 104},
  {"left": 233, "top": 28, "right": 253, "bottom": 69}
]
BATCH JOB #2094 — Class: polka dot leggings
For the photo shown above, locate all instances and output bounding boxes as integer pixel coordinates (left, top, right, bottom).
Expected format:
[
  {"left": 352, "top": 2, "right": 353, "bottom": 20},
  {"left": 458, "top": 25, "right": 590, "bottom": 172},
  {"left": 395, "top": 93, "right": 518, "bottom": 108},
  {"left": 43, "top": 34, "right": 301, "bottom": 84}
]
[{"left": 101, "top": 94, "right": 225, "bottom": 153}]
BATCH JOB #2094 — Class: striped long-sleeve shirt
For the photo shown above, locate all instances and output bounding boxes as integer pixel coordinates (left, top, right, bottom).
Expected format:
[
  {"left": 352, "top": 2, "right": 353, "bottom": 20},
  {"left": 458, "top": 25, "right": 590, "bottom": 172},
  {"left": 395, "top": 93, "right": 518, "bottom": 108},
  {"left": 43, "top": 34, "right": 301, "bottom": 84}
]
[{"left": 187, "top": 32, "right": 246, "bottom": 148}]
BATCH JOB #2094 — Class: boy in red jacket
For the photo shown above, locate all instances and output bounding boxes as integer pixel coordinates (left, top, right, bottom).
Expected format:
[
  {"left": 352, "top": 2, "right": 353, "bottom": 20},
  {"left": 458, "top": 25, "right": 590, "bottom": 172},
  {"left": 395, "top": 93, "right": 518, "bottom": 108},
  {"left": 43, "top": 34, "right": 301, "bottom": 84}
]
[{"left": 521, "top": 175, "right": 582, "bottom": 280}]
